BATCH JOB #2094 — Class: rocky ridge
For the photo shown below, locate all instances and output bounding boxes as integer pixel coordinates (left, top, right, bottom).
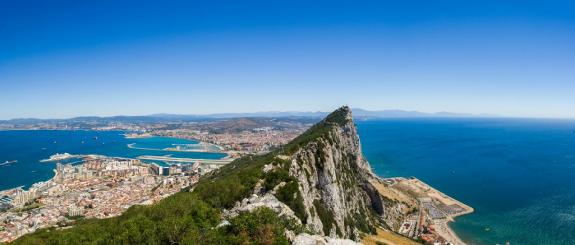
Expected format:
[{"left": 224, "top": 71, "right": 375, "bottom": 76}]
[{"left": 224, "top": 106, "right": 418, "bottom": 243}]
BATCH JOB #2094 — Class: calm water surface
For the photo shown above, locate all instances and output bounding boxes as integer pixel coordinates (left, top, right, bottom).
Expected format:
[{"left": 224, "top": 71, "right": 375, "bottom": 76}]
[
  {"left": 0, "top": 130, "right": 225, "bottom": 190},
  {"left": 2, "top": 120, "right": 575, "bottom": 244},
  {"left": 357, "top": 118, "right": 575, "bottom": 245}
]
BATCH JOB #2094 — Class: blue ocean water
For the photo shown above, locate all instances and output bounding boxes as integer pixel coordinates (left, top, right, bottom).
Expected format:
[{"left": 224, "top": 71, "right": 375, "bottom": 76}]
[
  {"left": 356, "top": 118, "right": 575, "bottom": 245},
  {"left": 0, "top": 130, "right": 226, "bottom": 190},
  {"left": 2, "top": 120, "right": 575, "bottom": 244}
]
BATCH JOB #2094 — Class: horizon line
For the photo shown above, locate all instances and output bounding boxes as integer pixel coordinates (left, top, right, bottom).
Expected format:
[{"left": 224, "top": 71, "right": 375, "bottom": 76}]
[{"left": 2, "top": 109, "right": 575, "bottom": 121}]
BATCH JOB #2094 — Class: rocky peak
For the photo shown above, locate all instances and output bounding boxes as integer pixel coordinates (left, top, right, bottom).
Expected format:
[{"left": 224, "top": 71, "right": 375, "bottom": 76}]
[
  {"left": 280, "top": 106, "right": 383, "bottom": 240},
  {"left": 225, "top": 106, "right": 407, "bottom": 242}
]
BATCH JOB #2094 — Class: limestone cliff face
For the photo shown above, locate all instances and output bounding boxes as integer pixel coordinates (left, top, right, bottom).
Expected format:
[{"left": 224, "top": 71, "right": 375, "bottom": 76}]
[
  {"left": 286, "top": 107, "right": 381, "bottom": 240},
  {"left": 226, "top": 106, "right": 416, "bottom": 242}
]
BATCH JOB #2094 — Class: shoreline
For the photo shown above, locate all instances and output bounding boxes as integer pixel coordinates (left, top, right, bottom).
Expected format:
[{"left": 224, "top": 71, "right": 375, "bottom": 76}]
[
  {"left": 0, "top": 131, "right": 229, "bottom": 192},
  {"left": 404, "top": 177, "right": 473, "bottom": 245},
  {"left": 372, "top": 176, "right": 473, "bottom": 245}
]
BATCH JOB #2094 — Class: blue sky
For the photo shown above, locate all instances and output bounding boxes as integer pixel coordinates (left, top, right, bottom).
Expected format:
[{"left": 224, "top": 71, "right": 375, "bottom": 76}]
[{"left": 0, "top": 0, "right": 574, "bottom": 119}]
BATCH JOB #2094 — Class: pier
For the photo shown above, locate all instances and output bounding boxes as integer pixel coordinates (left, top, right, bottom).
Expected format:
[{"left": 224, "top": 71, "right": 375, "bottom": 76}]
[
  {"left": 136, "top": 155, "right": 233, "bottom": 165},
  {"left": 127, "top": 143, "right": 224, "bottom": 154}
]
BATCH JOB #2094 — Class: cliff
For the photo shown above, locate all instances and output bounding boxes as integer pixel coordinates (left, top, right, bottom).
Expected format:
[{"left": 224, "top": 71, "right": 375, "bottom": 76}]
[
  {"left": 223, "top": 106, "right": 418, "bottom": 242},
  {"left": 285, "top": 106, "right": 382, "bottom": 239}
]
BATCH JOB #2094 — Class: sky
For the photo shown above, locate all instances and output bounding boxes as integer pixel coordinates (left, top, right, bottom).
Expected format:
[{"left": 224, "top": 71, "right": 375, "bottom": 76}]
[{"left": 0, "top": 0, "right": 574, "bottom": 119}]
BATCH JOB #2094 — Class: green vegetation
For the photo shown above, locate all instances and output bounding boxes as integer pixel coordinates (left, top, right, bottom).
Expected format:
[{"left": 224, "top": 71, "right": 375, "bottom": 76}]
[
  {"left": 225, "top": 207, "right": 300, "bottom": 245},
  {"left": 14, "top": 140, "right": 307, "bottom": 244},
  {"left": 12, "top": 106, "right": 357, "bottom": 244},
  {"left": 193, "top": 153, "right": 274, "bottom": 209},
  {"left": 263, "top": 168, "right": 290, "bottom": 191},
  {"left": 352, "top": 210, "right": 376, "bottom": 234},
  {"left": 13, "top": 192, "right": 295, "bottom": 244},
  {"left": 313, "top": 199, "right": 336, "bottom": 235},
  {"left": 64, "top": 215, "right": 85, "bottom": 221},
  {"left": 11, "top": 202, "right": 42, "bottom": 213},
  {"left": 275, "top": 181, "right": 307, "bottom": 222},
  {"left": 283, "top": 106, "right": 350, "bottom": 155},
  {"left": 261, "top": 162, "right": 308, "bottom": 222}
]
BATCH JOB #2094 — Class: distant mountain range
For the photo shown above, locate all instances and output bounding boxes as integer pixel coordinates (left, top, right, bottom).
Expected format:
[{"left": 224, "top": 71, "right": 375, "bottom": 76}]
[
  {"left": 1, "top": 108, "right": 490, "bottom": 123},
  {"left": 149, "top": 108, "right": 482, "bottom": 119}
]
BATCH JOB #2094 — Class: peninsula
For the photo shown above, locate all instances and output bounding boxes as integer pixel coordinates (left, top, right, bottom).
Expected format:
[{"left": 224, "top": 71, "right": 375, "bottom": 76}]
[{"left": 7, "top": 107, "right": 472, "bottom": 244}]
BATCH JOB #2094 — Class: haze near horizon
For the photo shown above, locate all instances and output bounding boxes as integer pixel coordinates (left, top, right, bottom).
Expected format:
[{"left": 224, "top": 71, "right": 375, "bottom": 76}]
[{"left": 1, "top": 0, "right": 574, "bottom": 119}]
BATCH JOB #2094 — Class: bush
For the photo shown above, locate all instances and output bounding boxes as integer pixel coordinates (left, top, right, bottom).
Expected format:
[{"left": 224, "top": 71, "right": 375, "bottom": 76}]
[
  {"left": 313, "top": 199, "right": 336, "bottom": 235},
  {"left": 275, "top": 181, "right": 307, "bottom": 222}
]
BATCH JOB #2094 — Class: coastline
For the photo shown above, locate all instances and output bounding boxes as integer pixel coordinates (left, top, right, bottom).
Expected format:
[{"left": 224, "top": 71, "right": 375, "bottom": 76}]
[
  {"left": 371, "top": 176, "right": 473, "bottom": 245},
  {"left": 0, "top": 130, "right": 229, "bottom": 192},
  {"left": 405, "top": 177, "right": 473, "bottom": 245},
  {"left": 125, "top": 136, "right": 230, "bottom": 157}
]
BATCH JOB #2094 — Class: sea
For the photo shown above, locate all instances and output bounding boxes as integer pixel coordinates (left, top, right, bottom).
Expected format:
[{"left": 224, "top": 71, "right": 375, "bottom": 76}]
[
  {"left": 1, "top": 118, "right": 575, "bottom": 244},
  {"left": 0, "top": 130, "right": 226, "bottom": 191},
  {"left": 356, "top": 118, "right": 575, "bottom": 245}
]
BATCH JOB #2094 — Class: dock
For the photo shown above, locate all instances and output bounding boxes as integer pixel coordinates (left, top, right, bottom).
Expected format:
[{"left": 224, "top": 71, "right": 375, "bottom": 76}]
[{"left": 136, "top": 155, "right": 234, "bottom": 165}]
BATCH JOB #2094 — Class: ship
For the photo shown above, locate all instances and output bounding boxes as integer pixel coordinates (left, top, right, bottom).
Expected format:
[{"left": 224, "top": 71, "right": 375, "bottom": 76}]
[
  {"left": 40, "top": 153, "right": 75, "bottom": 162},
  {"left": 0, "top": 160, "right": 17, "bottom": 166}
]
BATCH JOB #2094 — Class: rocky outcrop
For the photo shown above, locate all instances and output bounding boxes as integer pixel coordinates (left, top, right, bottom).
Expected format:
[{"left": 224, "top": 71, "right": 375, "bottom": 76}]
[
  {"left": 225, "top": 106, "right": 416, "bottom": 242},
  {"left": 286, "top": 107, "right": 382, "bottom": 240},
  {"left": 293, "top": 233, "right": 360, "bottom": 245}
]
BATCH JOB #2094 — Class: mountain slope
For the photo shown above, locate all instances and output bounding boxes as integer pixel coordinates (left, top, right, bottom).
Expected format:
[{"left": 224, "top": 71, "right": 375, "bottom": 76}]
[
  {"left": 12, "top": 106, "right": 418, "bottom": 245},
  {"left": 284, "top": 107, "right": 381, "bottom": 239}
]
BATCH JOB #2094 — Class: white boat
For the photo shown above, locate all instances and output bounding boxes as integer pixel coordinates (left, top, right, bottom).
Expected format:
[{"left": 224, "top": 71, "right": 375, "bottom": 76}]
[{"left": 0, "top": 160, "right": 17, "bottom": 166}]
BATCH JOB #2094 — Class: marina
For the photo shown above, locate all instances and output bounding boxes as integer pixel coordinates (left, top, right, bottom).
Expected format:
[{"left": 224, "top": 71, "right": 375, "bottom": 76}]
[
  {"left": 0, "top": 130, "right": 228, "bottom": 191},
  {"left": 127, "top": 142, "right": 224, "bottom": 153},
  {"left": 136, "top": 155, "right": 233, "bottom": 165},
  {"left": 39, "top": 153, "right": 76, "bottom": 162}
]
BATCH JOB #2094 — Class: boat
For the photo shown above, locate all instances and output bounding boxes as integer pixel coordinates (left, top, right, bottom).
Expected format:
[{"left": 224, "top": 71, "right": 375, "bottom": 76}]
[{"left": 0, "top": 160, "right": 17, "bottom": 166}]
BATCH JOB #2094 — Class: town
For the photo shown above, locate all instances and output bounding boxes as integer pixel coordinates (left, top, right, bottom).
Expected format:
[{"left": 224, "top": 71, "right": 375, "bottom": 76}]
[
  {"left": 0, "top": 117, "right": 314, "bottom": 242},
  {"left": 0, "top": 116, "right": 314, "bottom": 154},
  {"left": 375, "top": 177, "right": 474, "bottom": 245},
  {"left": 155, "top": 127, "right": 304, "bottom": 153},
  {"left": 0, "top": 155, "right": 217, "bottom": 242}
]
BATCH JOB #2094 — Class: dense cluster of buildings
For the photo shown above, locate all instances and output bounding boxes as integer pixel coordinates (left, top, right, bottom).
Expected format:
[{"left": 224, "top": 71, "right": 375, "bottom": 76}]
[
  {"left": 390, "top": 177, "right": 473, "bottom": 245},
  {"left": 398, "top": 198, "right": 447, "bottom": 242},
  {"left": 157, "top": 128, "right": 304, "bottom": 153},
  {"left": 0, "top": 121, "right": 147, "bottom": 131},
  {"left": 0, "top": 156, "right": 205, "bottom": 242}
]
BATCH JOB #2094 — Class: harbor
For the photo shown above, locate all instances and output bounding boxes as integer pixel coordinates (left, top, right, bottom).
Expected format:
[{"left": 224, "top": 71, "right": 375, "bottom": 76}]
[
  {"left": 136, "top": 155, "right": 233, "bottom": 165},
  {"left": 0, "top": 135, "right": 235, "bottom": 243},
  {"left": 0, "top": 130, "right": 229, "bottom": 192},
  {"left": 39, "top": 153, "right": 76, "bottom": 162},
  {"left": 127, "top": 141, "right": 225, "bottom": 154}
]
